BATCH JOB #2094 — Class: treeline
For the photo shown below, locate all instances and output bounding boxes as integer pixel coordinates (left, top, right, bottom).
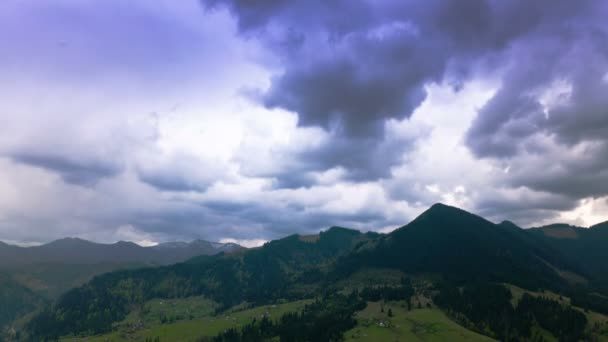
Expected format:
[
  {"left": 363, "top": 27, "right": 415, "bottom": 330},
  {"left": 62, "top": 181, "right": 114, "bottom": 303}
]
[
  {"left": 435, "top": 282, "right": 587, "bottom": 342},
  {"left": 571, "top": 291, "right": 608, "bottom": 315},
  {"left": 206, "top": 279, "right": 414, "bottom": 342},
  {"left": 201, "top": 292, "right": 364, "bottom": 342},
  {"left": 518, "top": 294, "right": 587, "bottom": 342},
  {"left": 359, "top": 277, "right": 415, "bottom": 309}
]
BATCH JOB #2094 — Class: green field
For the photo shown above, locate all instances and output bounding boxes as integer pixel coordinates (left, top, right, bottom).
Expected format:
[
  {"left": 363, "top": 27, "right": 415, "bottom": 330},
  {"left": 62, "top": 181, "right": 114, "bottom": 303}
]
[
  {"left": 61, "top": 297, "right": 500, "bottom": 341},
  {"left": 62, "top": 298, "right": 311, "bottom": 342},
  {"left": 345, "top": 301, "right": 496, "bottom": 342}
]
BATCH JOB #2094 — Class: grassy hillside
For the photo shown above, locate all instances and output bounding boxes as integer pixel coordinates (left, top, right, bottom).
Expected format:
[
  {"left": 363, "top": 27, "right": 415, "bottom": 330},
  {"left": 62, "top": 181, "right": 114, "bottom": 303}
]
[
  {"left": 62, "top": 299, "right": 312, "bottom": 342},
  {"left": 346, "top": 303, "right": 496, "bottom": 342},
  {"left": 61, "top": 297, "right": 494, "bottom": 342}
]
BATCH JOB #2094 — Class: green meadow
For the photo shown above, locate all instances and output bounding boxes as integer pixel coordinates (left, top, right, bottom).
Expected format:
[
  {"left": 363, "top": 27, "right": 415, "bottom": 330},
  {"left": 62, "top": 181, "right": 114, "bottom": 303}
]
[
  {"left": 62, "top": 298, "right": 311, "bottom": 342},
  {"left": 345, "top": 302, "right": 496, "bottom": 342}
]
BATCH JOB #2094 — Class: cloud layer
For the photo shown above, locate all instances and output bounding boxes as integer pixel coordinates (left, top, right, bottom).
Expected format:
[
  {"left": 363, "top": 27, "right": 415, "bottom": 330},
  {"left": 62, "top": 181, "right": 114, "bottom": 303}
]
[{"left": 0, "top": 0, "right": 607, "bottom": 245}]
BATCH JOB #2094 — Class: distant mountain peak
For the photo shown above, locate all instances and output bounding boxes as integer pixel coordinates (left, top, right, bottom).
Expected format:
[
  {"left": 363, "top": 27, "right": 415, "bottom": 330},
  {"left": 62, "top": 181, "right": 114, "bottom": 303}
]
[
  {"left": 414, "top": 202, "right": 481, "bottom": 223},
  {"left": 426, "top": 202, "right": 468, "bottom": 215}
]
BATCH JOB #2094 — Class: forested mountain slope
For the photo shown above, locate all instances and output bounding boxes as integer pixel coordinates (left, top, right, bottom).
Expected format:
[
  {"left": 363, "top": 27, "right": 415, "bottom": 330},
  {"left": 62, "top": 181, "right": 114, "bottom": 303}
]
[{"left": 26, "top": 204, "right": 601, "bottom": 340}]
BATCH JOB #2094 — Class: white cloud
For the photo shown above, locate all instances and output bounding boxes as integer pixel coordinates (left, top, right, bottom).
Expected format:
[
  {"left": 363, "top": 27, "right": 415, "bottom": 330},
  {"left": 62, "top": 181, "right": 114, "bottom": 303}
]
[
  {"left": 114, "top": 224, "right": 159, "bottom": 247},
  {"left": 219, "top": 238, "right": 267, "bottom": 248}
]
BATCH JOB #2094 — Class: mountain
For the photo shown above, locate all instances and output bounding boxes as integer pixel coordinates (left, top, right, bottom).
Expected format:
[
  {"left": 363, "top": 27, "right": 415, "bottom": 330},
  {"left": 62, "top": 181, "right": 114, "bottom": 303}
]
[
  {"left": 25, "top": 204, "right": 594, "bottom": 340},
  {"left": 0, "top": 237, "right": 243, "bottom": 337},
  {"left": 529, "top": 221, "right": 608, "bottom": 290},
  {"left": 0, "top": 273, "right": 46, "bottom": 332},
  {"left": 590, "top": 220, "right": 608, "bottom": 230},
  {"left": 25, "top": 226, "right": 378, "bottom": 338},
  {"left": 0, "top": 238, "right": 242, "bottom": 298},
  {"left": 20, "top": 204, "right": 608, "bottom": 341},
  {"left": 334, "top": 203, "right": 582, "bottom": 290},
  {"left": 0, "top": 238, "right": 243, "bottom": 268},
  {"left": 151, "top": 239, "right": 242, "bottom": 263}
]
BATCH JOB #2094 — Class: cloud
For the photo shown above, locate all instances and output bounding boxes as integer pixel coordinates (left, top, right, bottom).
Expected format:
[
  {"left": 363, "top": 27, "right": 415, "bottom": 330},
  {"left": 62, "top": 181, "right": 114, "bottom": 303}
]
[
  {"left": 2, "top": 0, "right": 608, "bottom": 246},
  {"left": 137, "top": 152, "right": 232, "bottom": 192},
  {"left": 219, "top": 238, "right": 267, "bottom": 248},
  {"left": 11, "top": 151, "right": 122, "bottom": 186},
  {"left": 202, "top": 0, "right": 600, "bottom": 187},
  {"left": 114, "top": 224, "right": 159, "bottom": 246},
  {"left": 466, "top": 1, "right": 608, "bottom": 201}
]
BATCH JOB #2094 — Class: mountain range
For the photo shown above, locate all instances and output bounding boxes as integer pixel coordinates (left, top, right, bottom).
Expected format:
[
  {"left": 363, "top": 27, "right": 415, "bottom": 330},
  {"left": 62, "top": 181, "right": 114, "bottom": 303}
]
[
  {"left": 5, "top": 203, "right": 608, "bottom": 341},
  {"left": 0, "top": 238, "right": 242, "bottom": 333},
  {"left": 0, "top": 238, "right": 242, "bottom": 267}
]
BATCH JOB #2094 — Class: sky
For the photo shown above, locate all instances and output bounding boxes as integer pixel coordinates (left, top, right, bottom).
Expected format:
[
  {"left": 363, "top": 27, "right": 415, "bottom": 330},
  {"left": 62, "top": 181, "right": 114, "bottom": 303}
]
[{"left": 1, "top": 0, "right": 608, "bottom": 247}]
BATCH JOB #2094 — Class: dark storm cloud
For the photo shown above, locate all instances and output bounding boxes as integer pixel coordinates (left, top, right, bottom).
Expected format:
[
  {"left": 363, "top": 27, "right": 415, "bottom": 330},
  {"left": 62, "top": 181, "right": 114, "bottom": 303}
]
[
  {"left": 297, "top": 134, "right": 418, "bottom": 182},
  {"left": 203, "top": 0, "right": 598, "bottom": 188},
  {"left": 11, "top": 152, "right": 122, "bottom": 186},
  {"left": 506, "top": 142, "right": 608, "bottom": 199},
  {"left": 139, "top": 173, "right": 203, "bottom": 192},
  {"left": 200, "top": 198, "right": 389, "bottom": 239},
  {"left": 5, "top": 0, "right": 608, "bottom": 245},
  {"left": 466, "top": 0, "right": 608, "bottom": 201},
  {"left": 136, "top": 154, "right": 228, "bottom": 192},
  {"left": 474, "top": 191, "right": 577, "bottom": 226},
  {"left": 265, "top": 132, "right": 422, "bottom": 189}
]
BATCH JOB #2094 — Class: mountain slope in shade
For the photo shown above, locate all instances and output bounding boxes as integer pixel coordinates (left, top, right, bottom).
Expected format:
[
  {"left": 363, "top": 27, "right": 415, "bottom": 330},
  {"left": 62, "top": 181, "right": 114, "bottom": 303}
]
[
  {"left": 529, "top": 221, "right": 608, "bottom": 290},
  {"left": 0, "top": 273, "right": 46, "bottom": 331},
  {"left": 590, "top": 220, "right": 608, "bottom": 230},
  {"left": 336, "top": 203, "right": 583, "bottom": 290}
]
